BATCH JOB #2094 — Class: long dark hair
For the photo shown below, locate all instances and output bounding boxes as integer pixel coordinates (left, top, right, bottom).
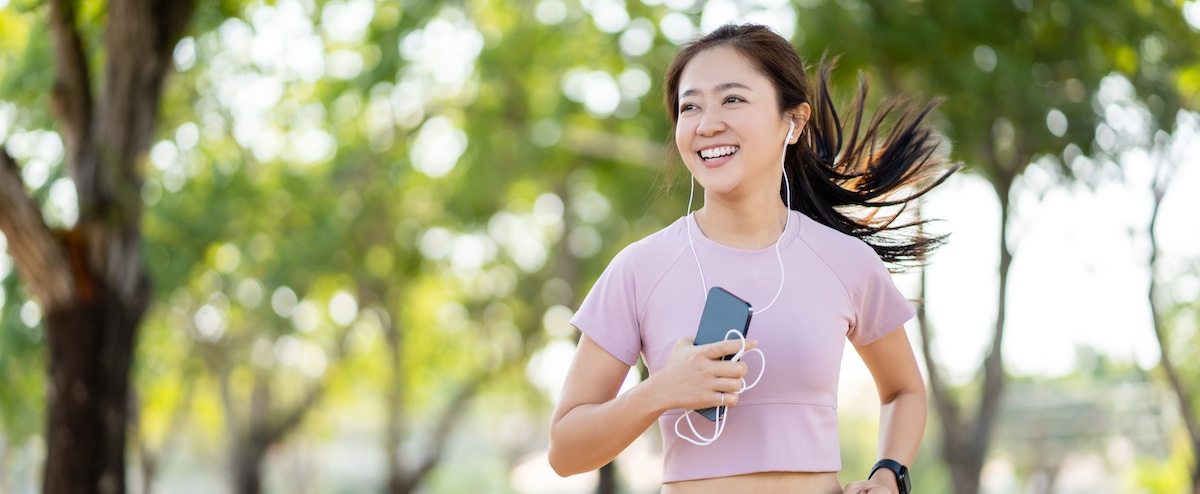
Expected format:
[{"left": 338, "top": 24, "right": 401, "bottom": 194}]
[{"left": 663, "top": 24, "right": 960, "bottom": 268}]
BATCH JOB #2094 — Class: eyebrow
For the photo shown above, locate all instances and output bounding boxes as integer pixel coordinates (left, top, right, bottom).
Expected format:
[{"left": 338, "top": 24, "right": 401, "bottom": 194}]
[{"left": 679, "top": 82, "right": 752, "bottom": 98}]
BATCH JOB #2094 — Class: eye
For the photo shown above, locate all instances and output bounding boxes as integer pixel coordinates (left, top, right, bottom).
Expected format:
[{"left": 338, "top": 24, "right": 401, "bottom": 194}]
[
  {"left": 724, "top": 95, "right": 745, "bottom": 104},
  {"left": 679, "top": 103, "right": 698, "bottom": 113}
]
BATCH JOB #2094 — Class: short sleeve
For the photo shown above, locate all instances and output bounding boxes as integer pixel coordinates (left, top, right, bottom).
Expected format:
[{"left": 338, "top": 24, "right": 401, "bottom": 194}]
[
  {"left": 569, "top": 249, "right": 643, "bottom": 366},
  {"left": 846, "top": 252, "right": 916, "bottom": 346}
]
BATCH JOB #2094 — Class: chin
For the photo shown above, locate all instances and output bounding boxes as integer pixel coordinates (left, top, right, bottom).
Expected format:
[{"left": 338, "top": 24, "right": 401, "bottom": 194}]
[{"left": 696, "top": 180, "right": 739, "bottom": 196}]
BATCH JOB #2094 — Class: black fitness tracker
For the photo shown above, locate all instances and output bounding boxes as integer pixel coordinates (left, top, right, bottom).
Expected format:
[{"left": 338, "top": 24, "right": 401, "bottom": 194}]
[{"left": 870, "top": 459, "right": 911, "bottom": 494}]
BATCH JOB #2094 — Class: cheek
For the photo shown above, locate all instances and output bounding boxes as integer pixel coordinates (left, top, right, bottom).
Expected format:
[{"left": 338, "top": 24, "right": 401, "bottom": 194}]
[{"left": 674, "top": 122, "right": 691, "bottom": 155}]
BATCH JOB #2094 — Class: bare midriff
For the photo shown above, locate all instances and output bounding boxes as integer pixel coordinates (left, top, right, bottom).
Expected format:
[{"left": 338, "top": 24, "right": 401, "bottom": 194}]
[{"left": 661, "top": 471, "right": 843, "bottom": 494}]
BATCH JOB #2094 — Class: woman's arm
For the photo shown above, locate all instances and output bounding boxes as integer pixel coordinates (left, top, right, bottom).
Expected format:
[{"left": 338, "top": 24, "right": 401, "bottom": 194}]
[
  {"left": 548, "top": 334, "right": 752, "bottom": 476},
  {"left": 844, "top": 326, "right": 927, "bottom": 494}
]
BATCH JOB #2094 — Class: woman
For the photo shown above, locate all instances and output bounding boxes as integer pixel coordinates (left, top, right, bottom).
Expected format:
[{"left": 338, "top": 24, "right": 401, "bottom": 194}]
[{"left": 548, "top": 23, "right": 956, "bottom": 493}]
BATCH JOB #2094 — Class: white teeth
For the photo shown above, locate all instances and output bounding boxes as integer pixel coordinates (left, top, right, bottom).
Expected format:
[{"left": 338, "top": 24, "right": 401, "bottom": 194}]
[{"left": 700, "top": 146, "right": 739, "bottom": 160}]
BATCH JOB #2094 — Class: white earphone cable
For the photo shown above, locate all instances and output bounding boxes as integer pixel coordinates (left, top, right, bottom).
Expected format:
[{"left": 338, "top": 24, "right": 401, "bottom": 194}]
[
  {"left": 684, "top": 120, "right": 793, "bottom": 315},
  {"left": 673, "top": 329, "right": 766, "bottom": 446},
  {"left": 674, "top": 120, "right": 792, "bottom": 446}
]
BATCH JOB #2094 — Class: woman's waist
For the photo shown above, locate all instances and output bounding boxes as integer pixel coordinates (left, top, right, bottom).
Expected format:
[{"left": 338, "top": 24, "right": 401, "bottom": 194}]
[
  {"left": 662, "top": 471, "right": 842, "bottom": 494},
  {"left": 658, "top": 401, "right": 843, "bottom": 482}
]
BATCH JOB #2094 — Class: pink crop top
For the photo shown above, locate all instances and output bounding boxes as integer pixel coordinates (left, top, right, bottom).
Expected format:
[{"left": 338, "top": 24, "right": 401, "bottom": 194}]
[{"left": 569, "top": 210, "right": 915, "bottom": 482}]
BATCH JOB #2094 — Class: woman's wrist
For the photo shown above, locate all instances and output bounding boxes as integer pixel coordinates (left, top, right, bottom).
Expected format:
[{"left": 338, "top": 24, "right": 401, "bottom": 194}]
[
  {"left": 629, "top": 373, "right": 671, "bottom": 417},
  {"left": 867, "top": 467, "right": 900, "bottom": 493}
]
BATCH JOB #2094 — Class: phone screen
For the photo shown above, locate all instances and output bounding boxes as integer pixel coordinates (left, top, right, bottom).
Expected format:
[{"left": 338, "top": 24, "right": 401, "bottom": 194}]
[{"left": 693, "top": 286, "right": 753, "bottom": 421}]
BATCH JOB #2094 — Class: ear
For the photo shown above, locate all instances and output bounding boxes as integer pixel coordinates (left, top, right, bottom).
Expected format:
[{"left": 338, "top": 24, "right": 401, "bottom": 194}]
[{"left": 786, "top": 102, "right": 812, "bottom": 144}]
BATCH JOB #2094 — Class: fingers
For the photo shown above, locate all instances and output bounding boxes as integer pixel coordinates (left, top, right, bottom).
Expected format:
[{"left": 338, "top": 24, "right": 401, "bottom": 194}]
[
  {"left": 675, "top": 336, "right": 758, "bottom": 359},
  {"left": 698, "top": 379, "right": 744, "bottom": 409},
  {"left": 700, "top": 359, "right": 748, "bottom": 380},
  {"left": 697, "top": 337, "right": 757, "bottom": 359},
  {"left": 842, "top": 481, "right": 891, "bottom": 494},
  {"left": 710, "top": 390, "right": 740, "bottom": 408},
  {"left": 662, "top": 337, "right": 757, "bottom": 410},
  {"left": 717, "top": 376, "right": 744, "bottom": 393},
  {"left": 695, "top": 342, "right": 753, "bottom": 379}
]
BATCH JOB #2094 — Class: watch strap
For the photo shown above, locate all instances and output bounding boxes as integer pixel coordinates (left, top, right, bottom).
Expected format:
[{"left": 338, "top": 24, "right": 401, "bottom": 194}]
[{"left": 870, "top": 459, "right": 910, "bottom": 494}]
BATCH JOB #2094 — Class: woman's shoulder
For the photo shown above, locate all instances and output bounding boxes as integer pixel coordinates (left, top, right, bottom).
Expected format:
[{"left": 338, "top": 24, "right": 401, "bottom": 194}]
[
  {"left": 796, "top": 213, "right": 886, "bottom": 282},
  {"left": 797, "top": 213, "right": 877, "bottom": 260}
]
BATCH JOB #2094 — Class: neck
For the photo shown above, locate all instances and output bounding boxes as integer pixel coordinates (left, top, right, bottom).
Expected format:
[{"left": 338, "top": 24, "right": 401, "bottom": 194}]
[{"left": 694, "top": 193, "right": 789, "bottom": 250}]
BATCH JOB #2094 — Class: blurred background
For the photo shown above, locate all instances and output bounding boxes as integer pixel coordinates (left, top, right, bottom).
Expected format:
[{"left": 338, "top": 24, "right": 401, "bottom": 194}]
[{"left": 1, "top": 0, "right": 1199, "bottom": 493}]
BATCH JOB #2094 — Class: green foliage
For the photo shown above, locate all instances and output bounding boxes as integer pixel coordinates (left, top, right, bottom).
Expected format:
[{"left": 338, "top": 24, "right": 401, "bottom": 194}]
[
  {"left": 0, "top": 276, "right": 43, "bottom": 442},
  {"left": 0, "top": 2, "right": 57, "bottom": 448},
  {"left": 0, "top": 4, "right": 49, "bottom": 107},
  {"left": 3, "top": 0, "right": 1200, "bottom": 490},
  {"left": 129, "top": 0, "right": 680, "bottom": 485},
  {"left": 1128, "top": 431, "right": 1192, "bottom": 493},
  {"left": 798, "top": 0, "right": 1200, "bottom": 186},
  {"left": 840, "top": 404, "right": 952, "bottom": 491}
]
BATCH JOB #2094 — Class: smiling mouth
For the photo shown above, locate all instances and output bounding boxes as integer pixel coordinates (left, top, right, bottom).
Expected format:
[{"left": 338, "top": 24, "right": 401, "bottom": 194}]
[{"left": 699, "top": 146, "right": 739, "bottom": 161}]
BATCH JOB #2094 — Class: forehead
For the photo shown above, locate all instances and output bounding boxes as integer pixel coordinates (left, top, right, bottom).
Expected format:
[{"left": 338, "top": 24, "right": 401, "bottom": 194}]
[{"left": 678, "top": 46, "right": 771, "bottom": 96}]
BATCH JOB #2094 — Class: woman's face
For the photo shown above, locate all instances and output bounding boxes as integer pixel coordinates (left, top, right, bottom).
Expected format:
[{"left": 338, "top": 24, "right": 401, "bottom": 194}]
[{"left": 675, "top": 46, "right": 793, "bottom": 202}]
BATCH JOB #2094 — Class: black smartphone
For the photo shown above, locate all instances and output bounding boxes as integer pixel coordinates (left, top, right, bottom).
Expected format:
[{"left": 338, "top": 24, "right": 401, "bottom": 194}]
[{"left": 693, "top": 286, "right": 753, "bottom": 421}]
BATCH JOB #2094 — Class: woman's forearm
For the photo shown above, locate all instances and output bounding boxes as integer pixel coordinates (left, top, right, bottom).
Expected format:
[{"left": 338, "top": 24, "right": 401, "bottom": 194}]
[
  {"left": 549, "top": 335, "right": 750, "bottom": 476},
  {"left": 877, "top": 388, "right": 926, "bottom": 464},
  {"left": 548, "top": 378, "right": 667, "bottom": 476}
]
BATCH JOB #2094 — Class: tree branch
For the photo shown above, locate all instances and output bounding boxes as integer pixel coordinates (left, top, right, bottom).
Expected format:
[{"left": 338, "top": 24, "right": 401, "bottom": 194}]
[
  {"left": 48, "top": 0, "right": 94, "bottom": 175},
  {"left": 0, "top": 147, "right": 74, "bottom": 306},
  {"left": 973, "top": 174, "right": 1013, "bottom": 468},
  {"left": 401, "top": 380, "right": 483, "bottom": 494},
  {"left": 916, "top": 267, "right": 962, "bottom": 450},
  {"left": 156, "top": 0, "right": 199, "bottom": 47},
  {"left": 135, "top": 375, "right": 194, "bottom": 494},
  {"left": 263, "top": 323, "right": 357, "bottom": 445},
  {"left": 263, "top": 380, "right": 325, "bottom": 446},
  {"left": 392, "top": 179, "right": 584, "bottom": 493},
  {"left": 80, "top": 0, "right": 197, "bottom": 307},
  {"left": 99, "top": 0, "right": 197, "bottom": 185},
  {"left": 1146, "top": 153, "right": 1200, "bottom": 485}
]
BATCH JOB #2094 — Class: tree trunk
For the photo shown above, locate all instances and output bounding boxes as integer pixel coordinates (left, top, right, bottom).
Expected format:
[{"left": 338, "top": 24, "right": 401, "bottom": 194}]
[
  {"left": 596, "top": 463, "right": 617, "bottom": 494},
  {"left": 0, "top": 1, "right": 196, "bottom": 492},
  {"left": 920, "top": 174, "right": 1014, "bottom": 494},
  {"left": 233, "top": 441, "right": 268, "bottom": 494},
  {"left": 218, "top": 369, "right": 273, "bottom": 494},
  {"left": 42, "top": 289, "right": 141, "bottom": 494},
  {"left": 4, "top": 146, "right": 151, "bottom": 494},
  {"left": 210, "top": 349, "right": 335, "bottom": 494},
  {"left": 947, "top": 178, "right": 1012, "bottom": 494},
  {"left": 1144, "top": 156, "right": 1200, "bottom": 494},
  {"left": 384, "top": 311, "right": 407, "bottom": 494}
]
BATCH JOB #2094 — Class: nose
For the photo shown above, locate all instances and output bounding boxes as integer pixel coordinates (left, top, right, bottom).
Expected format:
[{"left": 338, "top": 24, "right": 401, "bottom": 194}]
[{"left": 695, "top": 109, "right": 726, "bottom": 137}]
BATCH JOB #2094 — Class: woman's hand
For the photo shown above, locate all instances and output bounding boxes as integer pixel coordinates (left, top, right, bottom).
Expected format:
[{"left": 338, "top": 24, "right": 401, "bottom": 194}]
[
  {"left": 644, "top": 336, "right": 756, "bottom": 412},
  {"left": 844, "top": 467, "right": 900, "bottom": 494},
  {"left": 842, "top": 479, "right": 893, "bottom": 494}
]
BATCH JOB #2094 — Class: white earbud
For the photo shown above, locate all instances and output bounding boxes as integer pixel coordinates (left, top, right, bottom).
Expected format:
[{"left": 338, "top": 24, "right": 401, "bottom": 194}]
[{"left": 782, "top": 120, "right": 793, "bottom": 211}]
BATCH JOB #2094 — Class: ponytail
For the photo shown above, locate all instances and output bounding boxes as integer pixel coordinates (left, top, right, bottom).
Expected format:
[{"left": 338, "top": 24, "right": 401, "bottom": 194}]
[{"left": 785, "top": 55, "right": 959, "bottom": 268}]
